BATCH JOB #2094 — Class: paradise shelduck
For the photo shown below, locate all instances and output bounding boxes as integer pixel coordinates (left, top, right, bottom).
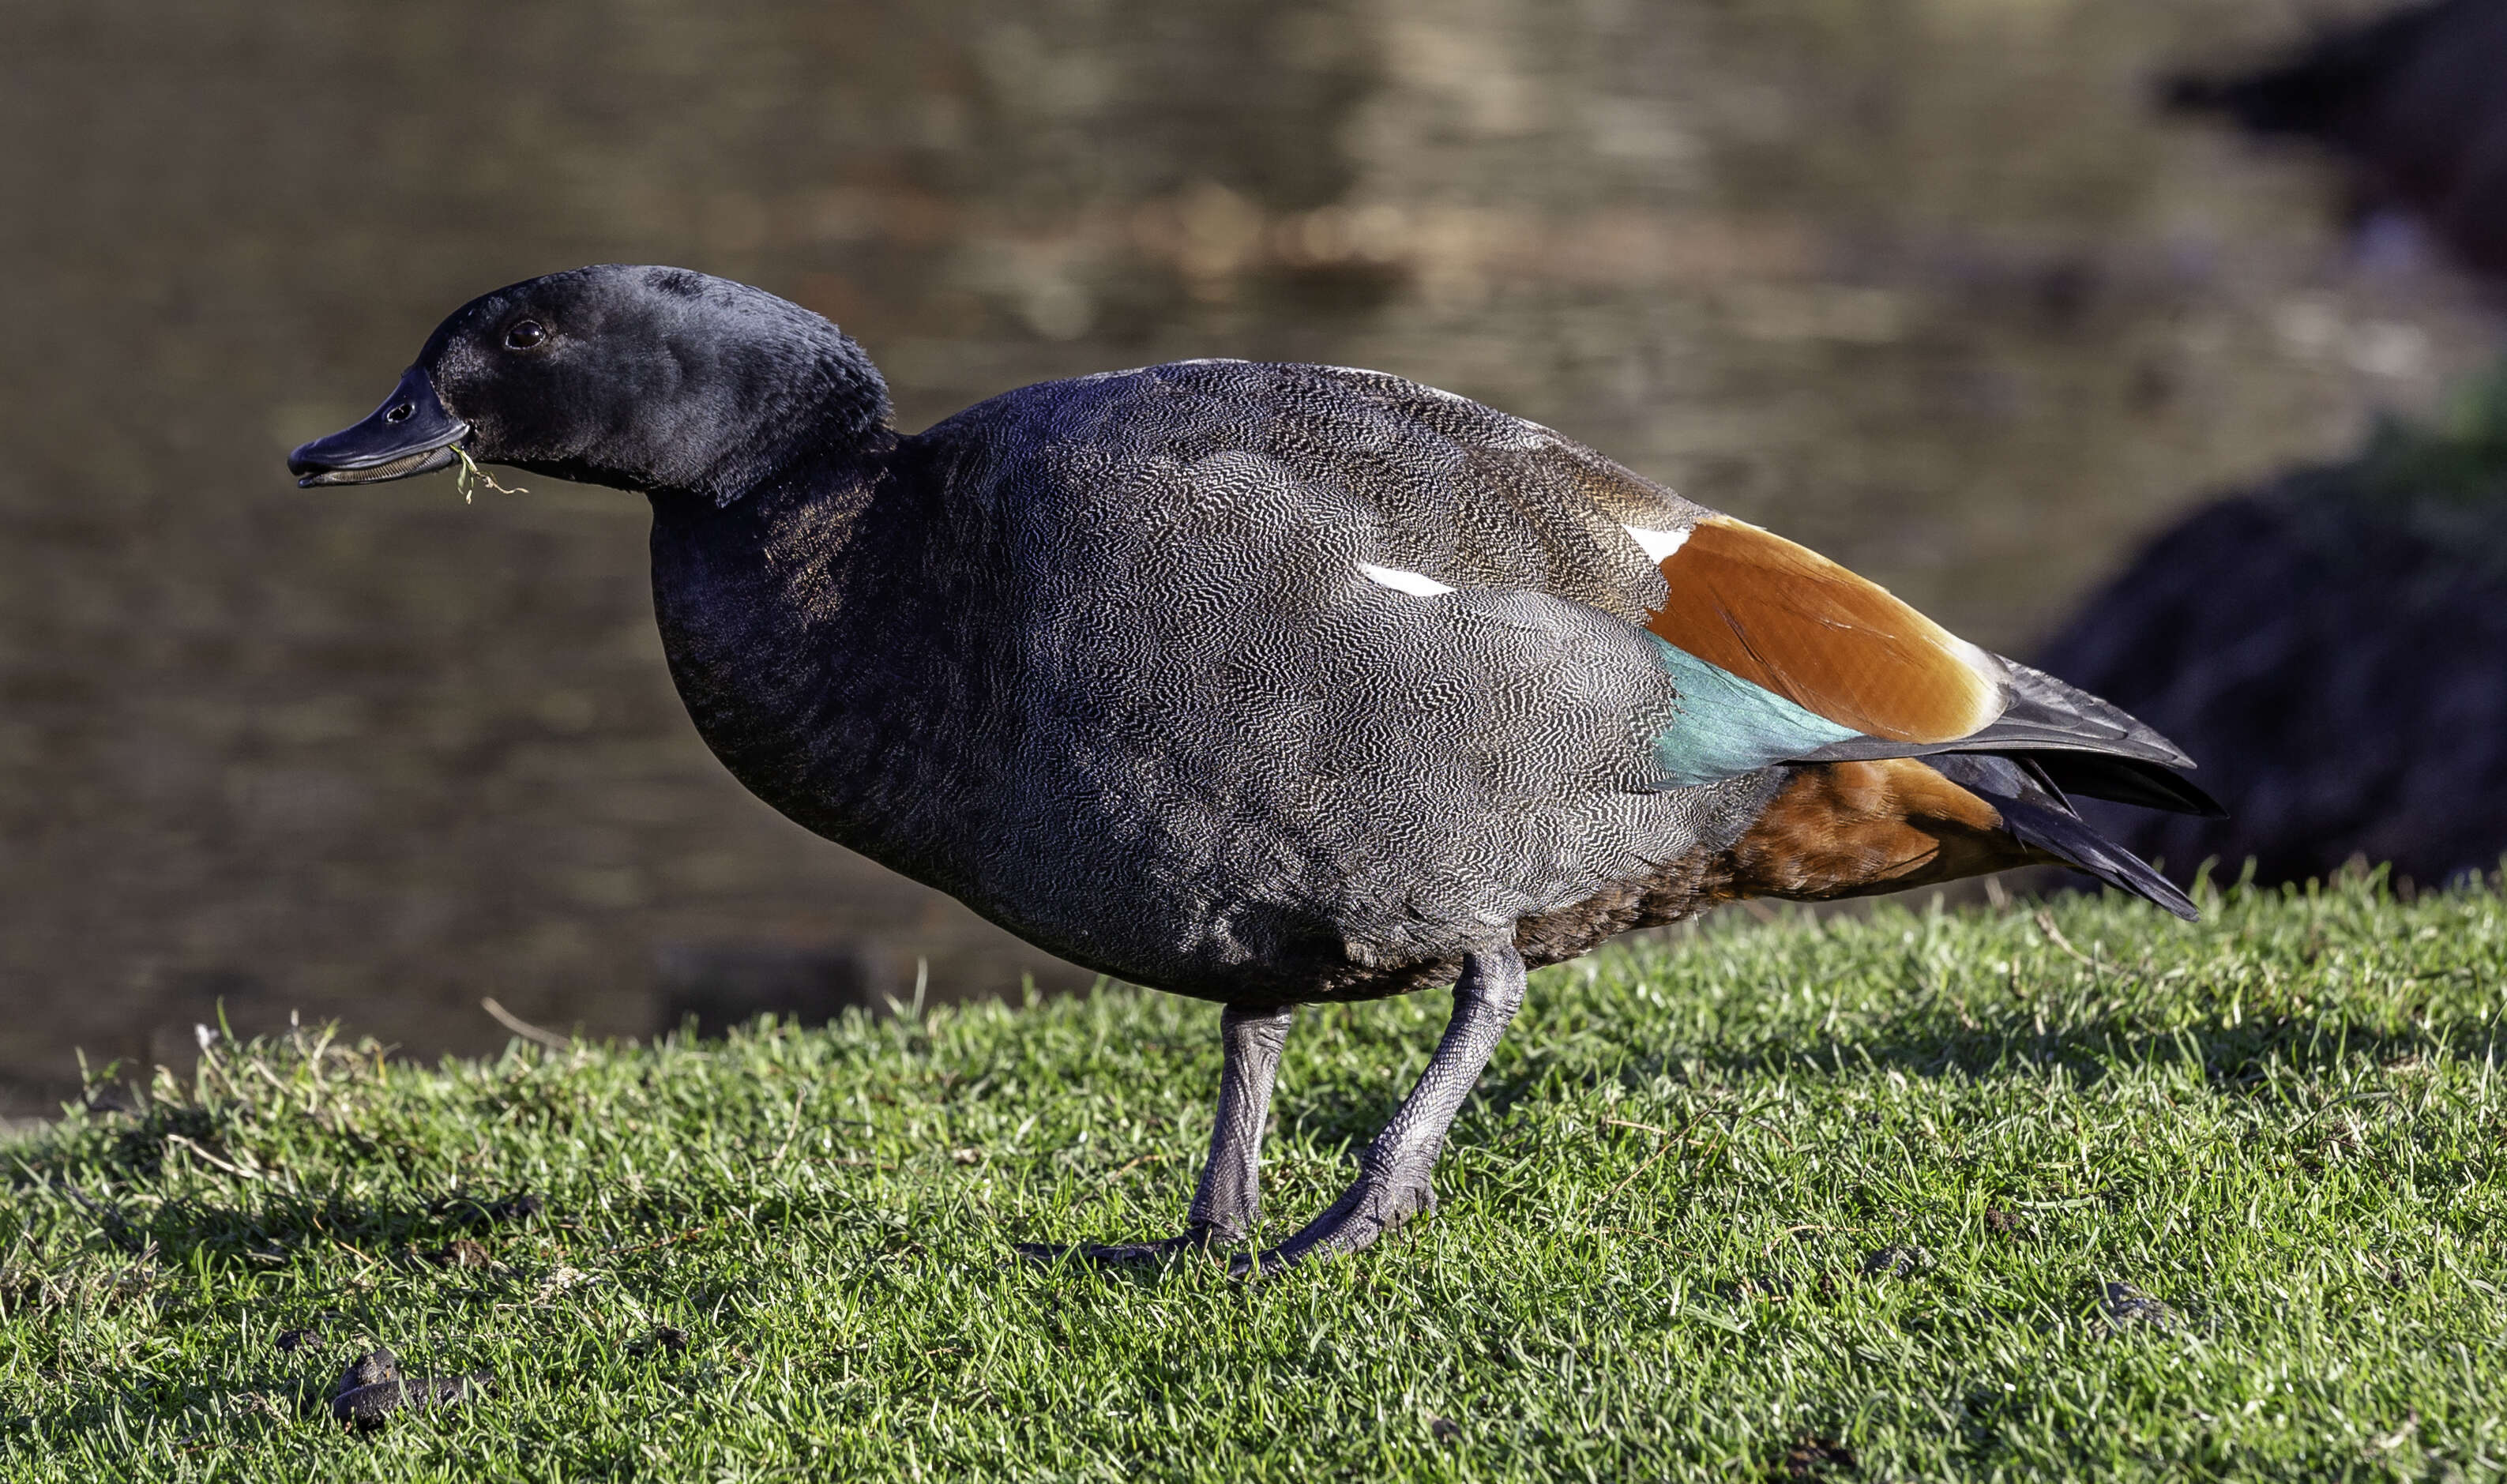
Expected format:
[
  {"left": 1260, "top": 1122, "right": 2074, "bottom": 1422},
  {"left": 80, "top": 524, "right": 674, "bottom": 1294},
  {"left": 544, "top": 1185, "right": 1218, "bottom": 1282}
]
[{"left": 290, "top": 266, "right": 2220, "bottom": 1274}]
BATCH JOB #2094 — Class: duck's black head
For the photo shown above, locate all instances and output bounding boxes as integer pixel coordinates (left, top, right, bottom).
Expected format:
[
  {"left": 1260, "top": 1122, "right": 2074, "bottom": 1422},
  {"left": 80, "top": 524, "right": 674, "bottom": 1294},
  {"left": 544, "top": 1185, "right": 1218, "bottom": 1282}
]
[{"left": 288, "top": 266, "right": 892, "bottom": 504}]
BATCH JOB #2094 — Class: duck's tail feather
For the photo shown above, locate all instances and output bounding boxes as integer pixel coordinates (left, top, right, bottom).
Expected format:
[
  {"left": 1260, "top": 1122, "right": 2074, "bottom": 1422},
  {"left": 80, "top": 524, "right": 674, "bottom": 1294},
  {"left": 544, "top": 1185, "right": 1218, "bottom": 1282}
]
[
  {"left": 1785, "top": 660, "right": 2227, "bottom": 818},
  {"left": 1927, "top": 753, "right": 2201, "bottom": 921},
  {"left": 2020, "top": 749, "right": 2223, "bottom": 817}
]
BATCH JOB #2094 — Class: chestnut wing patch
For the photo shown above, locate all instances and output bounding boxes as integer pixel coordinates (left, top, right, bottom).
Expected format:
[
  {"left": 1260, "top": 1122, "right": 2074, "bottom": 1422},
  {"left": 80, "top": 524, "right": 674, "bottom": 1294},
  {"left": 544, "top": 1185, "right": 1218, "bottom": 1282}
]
[{"left": 1643, "top": 516, "right": 2003, "bottom": 745}]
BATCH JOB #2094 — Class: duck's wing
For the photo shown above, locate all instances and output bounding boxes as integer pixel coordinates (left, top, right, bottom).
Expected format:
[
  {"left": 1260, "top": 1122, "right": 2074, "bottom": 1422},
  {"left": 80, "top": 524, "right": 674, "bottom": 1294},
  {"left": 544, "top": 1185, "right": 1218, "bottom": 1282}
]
[
  {"left": 1264, "top": 363, "right": 2216, "bottom": 813},
  {"left": 1253, "top": 364, "right": 2222, "bottom": 920},
  {"left": 1631, "top": 511, "right": 2221, "bottom": 815}
]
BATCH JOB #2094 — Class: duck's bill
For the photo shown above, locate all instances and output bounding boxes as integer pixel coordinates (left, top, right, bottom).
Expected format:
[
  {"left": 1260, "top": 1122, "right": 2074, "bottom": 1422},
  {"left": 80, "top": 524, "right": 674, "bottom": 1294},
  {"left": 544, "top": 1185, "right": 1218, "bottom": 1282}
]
[
  {"left": 294, "top": 445, "right": 464, "bottom": 487},
  {"left": 288, "top": 366, "right": 472, "bottom": 487}
]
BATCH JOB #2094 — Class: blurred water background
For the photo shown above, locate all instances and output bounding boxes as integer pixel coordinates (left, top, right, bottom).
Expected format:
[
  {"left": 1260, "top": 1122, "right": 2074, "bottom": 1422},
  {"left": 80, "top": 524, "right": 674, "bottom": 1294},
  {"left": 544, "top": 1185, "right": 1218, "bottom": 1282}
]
[{"left": 2, "top": 0, "right": 2498, "bottom": 1114}]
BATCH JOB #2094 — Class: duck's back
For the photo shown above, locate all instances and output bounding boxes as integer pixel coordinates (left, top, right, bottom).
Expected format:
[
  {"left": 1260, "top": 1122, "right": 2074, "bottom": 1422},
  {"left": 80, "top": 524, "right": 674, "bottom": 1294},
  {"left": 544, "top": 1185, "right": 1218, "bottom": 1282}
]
[{"left": 888, "top": 360, "right": 1781, "bottom": 1001}]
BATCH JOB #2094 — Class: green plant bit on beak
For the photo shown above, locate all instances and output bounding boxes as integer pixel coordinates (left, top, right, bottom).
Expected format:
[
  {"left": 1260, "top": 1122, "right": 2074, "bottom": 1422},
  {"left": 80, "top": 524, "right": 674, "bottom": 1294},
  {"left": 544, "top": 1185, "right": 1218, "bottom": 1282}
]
[{"left": 453, "top": 446, "right": 529, "bottom": 505}]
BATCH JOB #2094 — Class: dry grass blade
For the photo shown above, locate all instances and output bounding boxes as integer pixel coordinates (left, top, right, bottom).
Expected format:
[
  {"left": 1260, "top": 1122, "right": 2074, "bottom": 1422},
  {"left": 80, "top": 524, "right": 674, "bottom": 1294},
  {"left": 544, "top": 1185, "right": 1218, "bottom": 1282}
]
[
  {"left": 481, "top": 997, "right": 571, "bottom": 1050},
  {"left": 452, "top": 446, "right": 528, "bottom": 505},
  {"left": 162, "top": 1133, "right": 262, "bottom": 1182},
  {"left": 2033, "top": 908, "right": 2101, "bottom": 970}
]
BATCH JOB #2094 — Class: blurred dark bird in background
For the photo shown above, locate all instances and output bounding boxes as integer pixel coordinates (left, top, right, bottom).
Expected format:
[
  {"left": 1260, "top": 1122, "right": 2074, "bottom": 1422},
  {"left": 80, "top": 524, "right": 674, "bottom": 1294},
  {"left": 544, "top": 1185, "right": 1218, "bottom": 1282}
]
[
  {"left": 2044, "top": 0, "right": 2507, "bottom": 889},
  {"left": 2041, "top": 370, "right": 2507, "bottom": 887},
  {"left": 2168, "top": 0, "right": 2507, "bottom": 278}
]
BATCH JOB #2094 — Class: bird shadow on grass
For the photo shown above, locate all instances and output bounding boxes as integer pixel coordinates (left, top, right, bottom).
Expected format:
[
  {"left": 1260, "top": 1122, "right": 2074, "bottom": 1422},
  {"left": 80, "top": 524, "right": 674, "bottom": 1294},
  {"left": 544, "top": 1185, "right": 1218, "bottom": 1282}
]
[
  {"left": 1791, "top": 1007, "right": 2479, "bottom": 1092},
  {"left": 1423, "top": 991, "right": 2507, "bottom": 1210},
  {"left": 1483, "top": 992, "right": 2502, "bottom": 1107},
  {"left": 1117, "top": 988, "right": 2505, "bottom": 1216}
]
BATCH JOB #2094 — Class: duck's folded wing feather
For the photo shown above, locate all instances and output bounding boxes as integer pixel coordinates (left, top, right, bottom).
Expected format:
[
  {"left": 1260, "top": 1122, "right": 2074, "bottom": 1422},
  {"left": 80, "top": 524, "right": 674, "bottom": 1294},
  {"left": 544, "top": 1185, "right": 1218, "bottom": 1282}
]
[
  {"left": 1640, "top": 513, "right": 2005, "bottom": 746},
  {"left": 1223, "top": 363, "right": 2215, "bottom": 810},
  {"left": 1633, "top": 514, "right": 2219, "bottom": 813}
]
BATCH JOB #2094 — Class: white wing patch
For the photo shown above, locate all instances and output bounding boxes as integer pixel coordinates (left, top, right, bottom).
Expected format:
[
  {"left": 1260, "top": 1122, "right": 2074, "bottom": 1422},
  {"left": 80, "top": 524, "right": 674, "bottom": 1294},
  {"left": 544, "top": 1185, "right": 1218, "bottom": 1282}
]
[
  {"left": 1623, "top": 524, "right": 1690, "bottom": 564},
  {"left": 1953, "top": 634, "right": 2012, "bottom": 691},
  {"left": 1356, "top": 562, "right": 1456, "bottom": 598}
]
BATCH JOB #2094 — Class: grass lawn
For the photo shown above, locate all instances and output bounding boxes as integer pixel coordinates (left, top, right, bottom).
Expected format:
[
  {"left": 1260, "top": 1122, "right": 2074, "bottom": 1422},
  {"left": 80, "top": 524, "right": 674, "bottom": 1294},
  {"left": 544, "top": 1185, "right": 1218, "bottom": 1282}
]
[{"left": 4, "top": 875, "right": 2504, "bottom": 1480}]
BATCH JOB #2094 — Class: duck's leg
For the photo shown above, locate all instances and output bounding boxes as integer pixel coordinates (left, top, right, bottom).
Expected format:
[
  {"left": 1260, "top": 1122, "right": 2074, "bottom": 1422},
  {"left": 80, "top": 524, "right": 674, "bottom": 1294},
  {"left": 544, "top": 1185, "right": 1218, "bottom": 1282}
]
[
  {"left": 1178, "top": 1001, "right": 1298, "bottom": 1243},
  {"left": 1015, "top": 1001, "right": 1294, "bottom": 1265},
  {"left": 1237, "top": 943, "right": 1524, "bottom": 1277}
]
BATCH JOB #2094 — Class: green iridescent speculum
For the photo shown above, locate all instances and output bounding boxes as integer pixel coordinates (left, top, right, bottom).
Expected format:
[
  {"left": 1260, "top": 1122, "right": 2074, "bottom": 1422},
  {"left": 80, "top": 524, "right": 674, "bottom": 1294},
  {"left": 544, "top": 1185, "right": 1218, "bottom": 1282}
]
[{"left": 1644, "top": 633, "right": 1857, "bottom": 788}]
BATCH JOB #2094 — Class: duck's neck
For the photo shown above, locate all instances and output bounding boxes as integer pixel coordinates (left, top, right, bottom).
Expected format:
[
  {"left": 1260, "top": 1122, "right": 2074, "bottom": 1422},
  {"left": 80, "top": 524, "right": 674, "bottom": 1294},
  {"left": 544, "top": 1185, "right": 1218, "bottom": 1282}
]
[
  {"left": 646, "top": 445, "right": 983, "bottom": 856},
  {"left": 676, "top": 319, "right": 895, "bottom": 508}
]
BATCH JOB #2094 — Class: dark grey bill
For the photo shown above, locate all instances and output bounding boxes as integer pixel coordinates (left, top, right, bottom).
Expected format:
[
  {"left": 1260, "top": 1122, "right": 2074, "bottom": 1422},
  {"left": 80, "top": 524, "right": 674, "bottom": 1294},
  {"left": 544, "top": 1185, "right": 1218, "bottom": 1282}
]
[{"left": 288, "top": 366, "right": 470, "bottom": 487}]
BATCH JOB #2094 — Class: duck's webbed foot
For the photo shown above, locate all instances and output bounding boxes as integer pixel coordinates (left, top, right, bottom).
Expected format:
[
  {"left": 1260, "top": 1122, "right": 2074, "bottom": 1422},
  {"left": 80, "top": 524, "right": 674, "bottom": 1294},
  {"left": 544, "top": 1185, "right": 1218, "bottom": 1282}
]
[
  {"left": 1233, "top": 944, "right": 1524, "bottom": 1279},
  {"left": 1016, "top": 1001, "right": 1293, "bottom": 1269}
]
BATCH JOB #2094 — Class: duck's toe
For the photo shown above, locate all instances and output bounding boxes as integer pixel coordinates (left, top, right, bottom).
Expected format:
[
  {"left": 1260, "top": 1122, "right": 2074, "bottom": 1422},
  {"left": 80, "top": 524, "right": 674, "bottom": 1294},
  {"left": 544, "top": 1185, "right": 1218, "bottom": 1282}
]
[{"left": 1227, "top": 1177, "right": 1435, "bottom": 1279}]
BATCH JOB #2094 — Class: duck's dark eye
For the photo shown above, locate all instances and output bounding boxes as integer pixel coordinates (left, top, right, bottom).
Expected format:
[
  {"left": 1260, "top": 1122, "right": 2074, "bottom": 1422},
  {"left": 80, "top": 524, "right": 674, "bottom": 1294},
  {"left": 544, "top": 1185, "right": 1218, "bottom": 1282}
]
[
  {"left": 384, "top": 402, "right": 414, "bottom": 423},
  {"left": 504, "top": 320, "right": 546, "bottom": 350}
]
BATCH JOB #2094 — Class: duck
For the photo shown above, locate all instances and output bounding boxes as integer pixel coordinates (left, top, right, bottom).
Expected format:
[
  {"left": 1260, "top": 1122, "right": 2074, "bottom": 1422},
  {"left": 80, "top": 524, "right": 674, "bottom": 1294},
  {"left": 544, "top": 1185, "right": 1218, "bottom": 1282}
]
[{"left": 289, "top": 265, "right": 2221, "bottom": 1275}]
